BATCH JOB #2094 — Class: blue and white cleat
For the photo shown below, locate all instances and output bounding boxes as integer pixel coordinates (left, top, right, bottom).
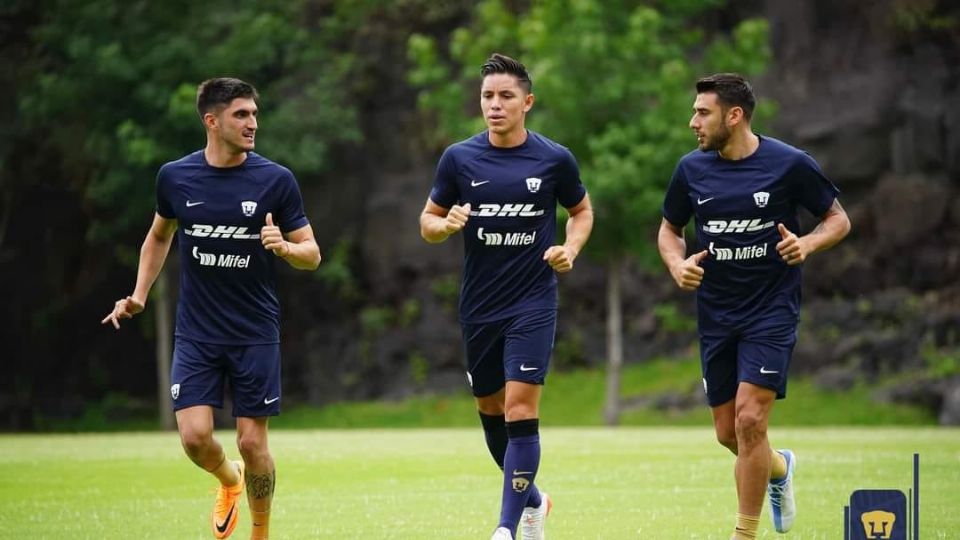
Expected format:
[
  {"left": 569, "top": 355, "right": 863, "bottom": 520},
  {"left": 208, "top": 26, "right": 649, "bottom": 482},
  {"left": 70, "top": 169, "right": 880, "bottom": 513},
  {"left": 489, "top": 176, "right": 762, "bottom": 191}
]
[
  {"left": 491, "top": 526, "right": 514, "bottom": 540},
  {"left": 519, "top": 492, "right": 552, "bottom": 540},
  {"left": 768, "top": 449, "right": 797, "bottom": 533}
]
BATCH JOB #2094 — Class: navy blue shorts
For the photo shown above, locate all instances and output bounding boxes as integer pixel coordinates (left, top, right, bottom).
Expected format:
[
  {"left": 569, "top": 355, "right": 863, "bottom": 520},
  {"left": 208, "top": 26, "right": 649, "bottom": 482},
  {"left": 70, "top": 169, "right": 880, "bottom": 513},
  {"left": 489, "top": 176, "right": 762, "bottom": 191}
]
[
  {"left": 170, "top": 337, "right": 281, "bottom": 417},
  {"left": 700, "top": 321, "right": 798, "bottom": 407},
  {"left": 461, "top": 309, "right": 557, "bottom": 398}
]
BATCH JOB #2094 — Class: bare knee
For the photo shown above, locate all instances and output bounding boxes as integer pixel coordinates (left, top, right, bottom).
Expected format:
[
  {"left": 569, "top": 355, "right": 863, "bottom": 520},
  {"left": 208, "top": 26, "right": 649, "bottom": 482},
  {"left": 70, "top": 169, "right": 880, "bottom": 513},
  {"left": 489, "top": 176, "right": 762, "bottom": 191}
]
[
  {"left": 504, "top": 402, "right": 537, "bottom": 422},
  {"left": 734, "top": 408, "right": 768, "bottom": 447},
  {"left": 236, "top": 431, "right": 270, "bottom": 464},
  {"left": 179, "top": 427, "right": 214, "bottom": 459},
  {"left": 716, "top": 428, "right": 738, "bottom": 454},
  {"left": 476, "top": 393, "right": 505, "bottom": 416}
]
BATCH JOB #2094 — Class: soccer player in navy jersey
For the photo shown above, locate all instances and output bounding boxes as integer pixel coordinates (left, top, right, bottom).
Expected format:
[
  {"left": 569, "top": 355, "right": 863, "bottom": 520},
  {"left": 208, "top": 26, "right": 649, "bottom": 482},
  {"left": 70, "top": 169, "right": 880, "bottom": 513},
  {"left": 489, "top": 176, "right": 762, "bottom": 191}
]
[
  {"left": 102, "top": 78, "right": 320, "bottom": 540},
  {"left": 658, "top": 74, "right": 851, "bottom": 539},
  {"left": 420, "top": 53, "right": 593, "bottom": 540}
]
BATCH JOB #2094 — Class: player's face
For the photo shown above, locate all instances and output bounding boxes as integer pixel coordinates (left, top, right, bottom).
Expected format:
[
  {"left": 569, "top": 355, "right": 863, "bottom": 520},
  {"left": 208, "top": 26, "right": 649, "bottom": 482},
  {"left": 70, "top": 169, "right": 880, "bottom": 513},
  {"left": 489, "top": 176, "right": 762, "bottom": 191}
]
[
  {"left": 212, "top": 97, "right": 258, "bottom": 153},
  {"left": 480, "top": 73, "right": 533, "bottom": 137},
  {"left": 689, "top": 92, "right": 730, "bottom": 152}
]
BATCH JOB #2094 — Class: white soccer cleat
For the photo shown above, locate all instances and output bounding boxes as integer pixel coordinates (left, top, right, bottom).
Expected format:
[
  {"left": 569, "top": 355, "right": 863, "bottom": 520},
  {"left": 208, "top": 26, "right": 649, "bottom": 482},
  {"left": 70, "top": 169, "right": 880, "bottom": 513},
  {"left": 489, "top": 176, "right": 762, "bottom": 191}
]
[
  {"left": 519, "top": 492, "right": 552, "bottom": 540},
  {"left": 768, "top": 449, "right": 797, "bottom": 533},
  {"left": 491, "top": 526, "right": 514, "bottom": 540}
]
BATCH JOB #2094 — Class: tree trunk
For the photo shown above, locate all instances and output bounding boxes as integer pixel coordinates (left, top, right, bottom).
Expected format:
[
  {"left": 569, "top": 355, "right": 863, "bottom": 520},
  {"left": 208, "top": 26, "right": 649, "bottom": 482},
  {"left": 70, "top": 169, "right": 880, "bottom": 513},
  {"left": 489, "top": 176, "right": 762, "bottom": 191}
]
[
  {"left": 603, "top": 256, "right": 624, "bottom": 426},
  {"left": 155, "top": 268, "right": 175, "bottom": 430}
]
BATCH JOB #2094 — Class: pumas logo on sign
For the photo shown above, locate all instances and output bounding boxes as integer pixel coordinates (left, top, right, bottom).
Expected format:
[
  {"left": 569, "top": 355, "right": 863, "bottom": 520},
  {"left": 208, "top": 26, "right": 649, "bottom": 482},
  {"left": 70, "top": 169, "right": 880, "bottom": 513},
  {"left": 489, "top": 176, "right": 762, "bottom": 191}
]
[
  {"left": 525, "top": 177, "right": 542, "bottom": 193},
  {"left": 848, "top": 489, "right": 907, "bottom": 539},
  {"left": 471, "top": 203, "right": 544, "bottom": 218},
  {"left": 708, "top": 241, "right": 768, "bottom": 261},
  {"left": 184, "top": 224, "right": 260, "bottom": 240},
  {"left": 753, "top": 191, "right": 770, "bottom": 208},
  {"left": 241, "top": 200, "right": 257, "bottom": 217},
  {"left": 477, "top": 227, "right": 537, "bottom": 246},
  {"left": 192, "top": 246, "right": 251, "bottom": 268},
  {"left": 703, "top": 219, "right": 774, "bottom": 234}
]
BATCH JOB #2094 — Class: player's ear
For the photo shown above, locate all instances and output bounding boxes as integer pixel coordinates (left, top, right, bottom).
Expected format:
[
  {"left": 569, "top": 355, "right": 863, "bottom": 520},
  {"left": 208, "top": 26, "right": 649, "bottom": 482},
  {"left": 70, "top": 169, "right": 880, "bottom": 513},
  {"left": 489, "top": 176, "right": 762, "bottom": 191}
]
[
  {"left": 727, "top": 106, "right": 744, "bottom": 126},
  {"left": 202, "top": 112, "right": 218, "bottom": 130},
  {"left": 523, "top": 92, "right": 535, "bottom": 113}
]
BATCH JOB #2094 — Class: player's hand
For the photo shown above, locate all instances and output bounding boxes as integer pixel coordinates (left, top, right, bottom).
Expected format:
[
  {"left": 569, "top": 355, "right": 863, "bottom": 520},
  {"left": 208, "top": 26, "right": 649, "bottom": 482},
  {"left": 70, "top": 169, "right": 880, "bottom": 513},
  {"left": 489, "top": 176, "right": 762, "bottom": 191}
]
[
  {"left": 444, "top": 203, "right": 470, "bottom": 235},
  {"left": 776, "top": 223, "right": 807, "bottom": 266},
  {"left": 101, "top": 296, "right": 145, "bottom": 329},
  {"left": 671, "top": 250, "right": 708, "bottom": 291},
  {"left": 543, "top": 245, "right": 576, "bottom": 273},
  {"left": 261, "top": 212, "right": 290, "bottom": 257}
]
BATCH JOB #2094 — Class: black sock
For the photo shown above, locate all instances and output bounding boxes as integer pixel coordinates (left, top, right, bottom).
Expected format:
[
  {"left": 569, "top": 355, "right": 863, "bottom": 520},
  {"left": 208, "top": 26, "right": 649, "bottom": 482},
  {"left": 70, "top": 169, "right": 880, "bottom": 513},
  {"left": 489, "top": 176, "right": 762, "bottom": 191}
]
[{"left": 479, "top": 412, "right": 508, "bottom": 469}]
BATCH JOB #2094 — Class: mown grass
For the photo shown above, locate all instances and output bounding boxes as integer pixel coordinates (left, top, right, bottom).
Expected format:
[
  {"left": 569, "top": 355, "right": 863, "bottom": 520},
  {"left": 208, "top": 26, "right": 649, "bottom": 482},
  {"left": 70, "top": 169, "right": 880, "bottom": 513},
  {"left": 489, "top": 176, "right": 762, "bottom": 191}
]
[{"left": 1, "top": 427, "right": 957, "bottom": 539}]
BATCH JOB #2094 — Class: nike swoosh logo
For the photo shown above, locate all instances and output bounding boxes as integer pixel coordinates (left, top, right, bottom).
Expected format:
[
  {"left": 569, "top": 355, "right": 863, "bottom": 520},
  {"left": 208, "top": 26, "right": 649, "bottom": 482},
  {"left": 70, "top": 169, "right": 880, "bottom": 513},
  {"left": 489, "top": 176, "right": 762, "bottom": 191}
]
[
  {"left": 697, "top": 197, "right": 715, "bottom": 205},
  {"left": 471, "top": 180, "right": 490, "bottom": 187},
  {"left": 519, "top": 364, "right": 538, "bottom": 372},
  {"left": 512, "top": 470, "right": 533, "bottom": 476},
  {"left": 760, "top": 367, "right": 779, "bottom": 374},
  {"left": 186, "top": 201, "right": 205, "bottom": 207},
  {"left": 215, "top": 504, "right": 235, "bottom": 533},
  {"left": 264, "top": 396, "right": 280, "bottom": 404}
]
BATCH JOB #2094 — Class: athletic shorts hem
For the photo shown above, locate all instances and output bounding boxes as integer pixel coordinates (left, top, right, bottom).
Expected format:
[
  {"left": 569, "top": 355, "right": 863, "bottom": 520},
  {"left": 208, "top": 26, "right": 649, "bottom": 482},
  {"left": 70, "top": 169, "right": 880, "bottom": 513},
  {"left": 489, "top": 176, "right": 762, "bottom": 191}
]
[
  {"left": 233, "top": 409, "right": 281, "bottom": 418},
  {"left": 740, "top": 376, "right": 786, "bottom": 400},
  {"left": 172, "top": 400, "right": 223, "bottom": 412},
  {"left": 504, "top": 376, "right": 546, "bottom": 386}
]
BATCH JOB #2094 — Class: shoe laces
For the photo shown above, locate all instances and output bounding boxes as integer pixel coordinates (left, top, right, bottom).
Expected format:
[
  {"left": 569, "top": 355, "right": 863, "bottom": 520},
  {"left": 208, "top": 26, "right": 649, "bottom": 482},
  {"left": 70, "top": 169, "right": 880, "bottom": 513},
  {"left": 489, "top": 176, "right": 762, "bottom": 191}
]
[{"left": 767, "top": 480, "right": 788, "bottom": 508}]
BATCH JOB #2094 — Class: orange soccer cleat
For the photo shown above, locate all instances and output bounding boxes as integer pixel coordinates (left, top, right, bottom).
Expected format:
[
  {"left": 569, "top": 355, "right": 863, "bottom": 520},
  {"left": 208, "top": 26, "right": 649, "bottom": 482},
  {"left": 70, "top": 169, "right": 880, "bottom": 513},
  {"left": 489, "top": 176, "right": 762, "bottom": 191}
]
[{"left": 212, "top": 460, "right": 245, "bottom": 539}]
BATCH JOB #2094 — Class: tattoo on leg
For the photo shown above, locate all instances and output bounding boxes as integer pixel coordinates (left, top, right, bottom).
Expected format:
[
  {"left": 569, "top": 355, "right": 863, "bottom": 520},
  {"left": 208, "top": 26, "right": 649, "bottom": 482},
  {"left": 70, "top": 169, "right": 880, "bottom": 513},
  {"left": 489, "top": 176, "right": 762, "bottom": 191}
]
[{"left": 246, "top": 470, "right": 275, "bottom": 499}]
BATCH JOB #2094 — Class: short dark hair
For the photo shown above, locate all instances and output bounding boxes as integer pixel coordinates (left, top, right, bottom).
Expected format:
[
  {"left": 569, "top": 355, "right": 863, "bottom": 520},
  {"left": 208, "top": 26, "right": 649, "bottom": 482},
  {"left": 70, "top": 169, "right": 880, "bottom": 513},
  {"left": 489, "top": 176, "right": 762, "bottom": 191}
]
[
  {"left": 696, "top": 73, "right": 756, "bottom": 120},
  {"left": 196, "top": 77, "right": 259, "bottom": 118},
  {"left": 481, "top": 53, "right": 532, "bottom": 94}
]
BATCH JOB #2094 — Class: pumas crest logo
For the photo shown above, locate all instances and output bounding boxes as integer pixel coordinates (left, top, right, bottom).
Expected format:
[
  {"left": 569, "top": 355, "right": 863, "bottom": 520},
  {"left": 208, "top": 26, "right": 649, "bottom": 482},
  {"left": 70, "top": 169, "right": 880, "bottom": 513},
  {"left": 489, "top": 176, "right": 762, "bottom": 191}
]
[
  {"left": 512, "top": 477, "right": 530, "bottom": 493},
  {"left": 241, "top": 200, "right": 258, "bottom": 217},
  {"left": 170, "top": 384, "right": 180, "bottom": 400},
  {"left": 525, "top": 177, "right": 542, "bottom": 193},
  {"left": 753, "top": 191, "right": 770, "bottom": 208}
]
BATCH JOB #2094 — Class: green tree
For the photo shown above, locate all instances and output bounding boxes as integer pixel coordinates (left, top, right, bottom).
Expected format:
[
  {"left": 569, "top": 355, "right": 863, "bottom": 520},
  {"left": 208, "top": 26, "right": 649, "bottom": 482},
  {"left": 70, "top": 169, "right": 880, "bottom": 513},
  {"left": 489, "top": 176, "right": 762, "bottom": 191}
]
[{"left": 408, "top": 0, "right": 771, "bottom": 423}]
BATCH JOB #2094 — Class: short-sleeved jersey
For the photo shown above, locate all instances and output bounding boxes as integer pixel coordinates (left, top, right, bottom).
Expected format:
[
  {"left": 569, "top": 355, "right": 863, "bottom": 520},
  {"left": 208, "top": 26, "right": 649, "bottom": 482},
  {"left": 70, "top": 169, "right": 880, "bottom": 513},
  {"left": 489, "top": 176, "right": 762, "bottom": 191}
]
[
  {"left": 156, "top": 151, "right": 309, "bottom": 345},
  {"left": 662, "top": 136, "right": 839, "bottom": 334},
  {"left": 430, "top": 130, "right": 587, "bottom": 323}
]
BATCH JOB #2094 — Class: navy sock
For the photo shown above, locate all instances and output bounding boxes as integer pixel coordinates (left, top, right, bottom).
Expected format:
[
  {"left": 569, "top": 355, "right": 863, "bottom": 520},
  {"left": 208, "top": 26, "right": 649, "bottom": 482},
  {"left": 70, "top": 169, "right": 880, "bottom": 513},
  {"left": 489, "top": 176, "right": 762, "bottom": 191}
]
[
  {"left": 498, "top": 419, "right": 541, "bottom": 533},
  {"left": 479, "top": 412, "right": 542, "bottom": 509}
]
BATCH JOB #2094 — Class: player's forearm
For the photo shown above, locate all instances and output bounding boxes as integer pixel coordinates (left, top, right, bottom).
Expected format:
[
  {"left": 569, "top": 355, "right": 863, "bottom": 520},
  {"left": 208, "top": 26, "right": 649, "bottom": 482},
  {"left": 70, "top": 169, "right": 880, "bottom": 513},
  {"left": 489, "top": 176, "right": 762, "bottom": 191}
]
[
  {"left": 657, "top": 223, "right": 688, "bottom": 273},
  {"left": 563, "top": 207, "right": 594, "bottom": 257},
  {"left": 803, "top": 209, "right": 851, "bottom": 256},
  {"left": 420, "top": 213, "right": 451, "bottom": 243},
  {"left": 131, "top": 233, "right": 174, "bottom": 304},
  {"left": 280, "top": 239, "right": 321, "bottom": 270}
]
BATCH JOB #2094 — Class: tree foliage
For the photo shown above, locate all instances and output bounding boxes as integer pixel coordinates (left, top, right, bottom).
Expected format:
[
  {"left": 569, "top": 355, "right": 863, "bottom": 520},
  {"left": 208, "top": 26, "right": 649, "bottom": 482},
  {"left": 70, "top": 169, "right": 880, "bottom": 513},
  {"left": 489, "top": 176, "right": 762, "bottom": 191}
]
[
  {"left": 18, "top": 0, "right": 361, "bottom": 246},
  {"left": 408, "top": 0, "right": 772, "bottom": 264}
]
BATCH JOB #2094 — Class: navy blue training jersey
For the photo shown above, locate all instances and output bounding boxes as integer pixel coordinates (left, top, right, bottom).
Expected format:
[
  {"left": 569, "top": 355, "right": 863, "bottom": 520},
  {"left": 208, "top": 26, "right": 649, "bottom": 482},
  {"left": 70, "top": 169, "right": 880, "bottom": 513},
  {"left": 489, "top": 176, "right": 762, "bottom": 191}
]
[
  {"left": 430, "top": 130, "right": 587, "bottom": 323},
  {"left": 156, "top": 151, "right": 309, "bottom": 345},
  {"left": 662, "top": 135, "right": 839, "bottom": 333}
]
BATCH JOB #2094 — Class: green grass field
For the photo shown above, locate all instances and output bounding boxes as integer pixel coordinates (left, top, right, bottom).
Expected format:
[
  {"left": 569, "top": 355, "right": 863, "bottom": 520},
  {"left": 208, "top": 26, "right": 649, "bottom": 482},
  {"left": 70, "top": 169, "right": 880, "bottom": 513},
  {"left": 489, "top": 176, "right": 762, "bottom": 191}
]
[{"left": 1, "top": 427, "right": 957, "bottom": 539}]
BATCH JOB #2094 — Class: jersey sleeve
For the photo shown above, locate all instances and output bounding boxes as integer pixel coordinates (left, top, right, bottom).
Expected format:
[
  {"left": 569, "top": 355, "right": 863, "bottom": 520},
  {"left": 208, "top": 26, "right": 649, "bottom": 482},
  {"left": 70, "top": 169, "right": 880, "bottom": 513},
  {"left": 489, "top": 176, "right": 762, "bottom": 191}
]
[
  {"left": 791, "top": 152, "right": 840, "bottom": 217},
  {"left": 428, "top": 147, "right": 460, "bottom": 209},
  {"left": 276, "top": 168, "right": 310, "bottom": 233},
  {"left": 155, "top": 164, "right": 176, "bottom": 219},
  {"left": 661, "top": 162, "right": 693, "bottom": 227},
  {"left": 556, "top": 149, "right": 587, "bottom": 208}
]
